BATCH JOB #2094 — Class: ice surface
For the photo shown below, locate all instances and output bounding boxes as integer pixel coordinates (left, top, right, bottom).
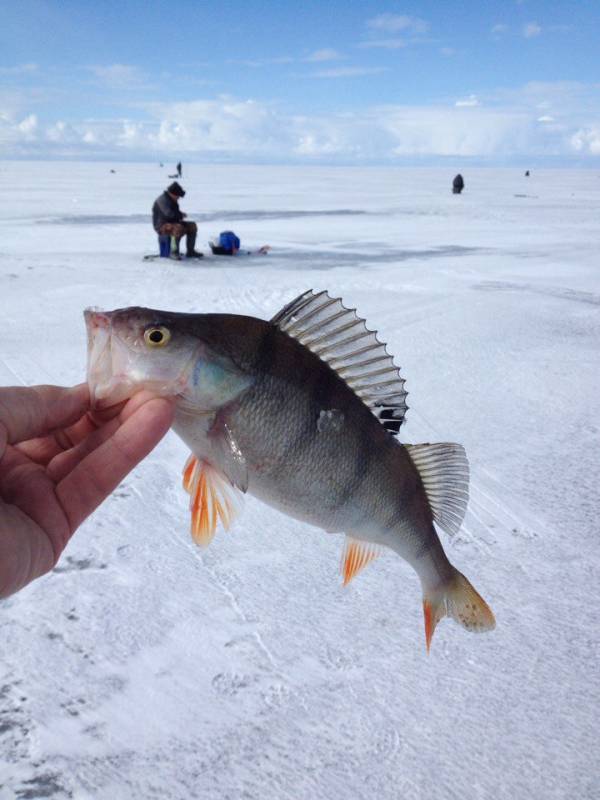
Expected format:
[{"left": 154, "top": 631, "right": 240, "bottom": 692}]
[{"left": 0, "top": 161, "right": 599, "bottom": 799}]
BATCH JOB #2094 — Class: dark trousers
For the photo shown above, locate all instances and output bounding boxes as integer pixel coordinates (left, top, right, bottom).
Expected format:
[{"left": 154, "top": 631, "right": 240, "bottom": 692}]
[{"left": 158, "top": 221, "right": 197, "bottom": 254}]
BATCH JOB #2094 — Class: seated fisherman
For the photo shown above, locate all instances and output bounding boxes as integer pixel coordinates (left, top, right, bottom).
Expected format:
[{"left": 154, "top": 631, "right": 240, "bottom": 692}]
[{"left": 152, "top": 181, "right": 203, "bottom": 258}]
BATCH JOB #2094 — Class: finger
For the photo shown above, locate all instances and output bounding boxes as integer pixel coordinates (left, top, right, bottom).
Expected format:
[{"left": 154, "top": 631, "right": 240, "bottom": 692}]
[
  {"left": 0, "top": 384, "right": 89, "bottom": 446},
  {"left": 15, "top": 391, "right": 160, "bottom": 466},
  {"left": 46, "top": 417, "right": 121, "bottom": 483},
  {"left": 89, "top": 390, "right": 162, "bottom": 427},
  {"left": 0, "top": 442, "right": 36, "bottom": 496},
  {"left": 16, "top": 409, "right": 108, "bottom": 465},
  {"left": 47, "top": 392, "right": 174, "bottom": 481},
  {"left": 56, "top": 397, "right": 174, "bottom": 530}
]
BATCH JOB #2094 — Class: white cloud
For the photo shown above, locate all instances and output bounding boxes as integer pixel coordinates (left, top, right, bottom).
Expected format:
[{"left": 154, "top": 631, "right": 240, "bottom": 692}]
[
  {"left": 0, "top": 63, "right": 38, "bottom": 76},
  {"left": 0, "top": 112, "right": 38, "bottom": 146},
  {"left": 570, "top": 127, "right": 600, "bottom": 155},
  {"left": 3, "top": 82, "right": 600, "bottom": 162},
  {"left": 359, "top": 38, "right": 406, "bottom": 50},
  {"left": 17, "top": 114, "right": 38, "bottom": 137},
  {"left": 455, "top": 95, "right": 479, "bottom": 108},
  {"left": 367, "top": 14, "right": 428, "bottom": 34},
  {"left": 87, "top": 64, "right": 147, "bottom": 88},
  {"left": 491, "top": 24, "right": 509, "bottom": 35},
  {"left": 233, "top": 56, "right": 294, "bottom": 68},
  {"left": 46, "top": 120, "right": 71, "bottom": 142},
  {"left": 305, "top": 48, "right": 342, "bottom": 62},
  {"left": 310, "top": 66, "right": 388, "bottom": 79},
  {"left": 381, "top": 106, "right": 534, "bottom": 157},
  {"left": 523, "top": 22, "right": 542, "bottom": 38},
  {"left": 440, "top": 47, "right": 455, "bottom": 57},
  {"left": 143, "top": 97, "right": 288, "bottom": 155}
]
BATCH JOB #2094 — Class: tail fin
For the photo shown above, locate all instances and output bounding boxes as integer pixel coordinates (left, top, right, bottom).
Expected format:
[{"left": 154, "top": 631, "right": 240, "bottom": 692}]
[{"left": 423, "top": 568, "right": 495, "bottom": 652}]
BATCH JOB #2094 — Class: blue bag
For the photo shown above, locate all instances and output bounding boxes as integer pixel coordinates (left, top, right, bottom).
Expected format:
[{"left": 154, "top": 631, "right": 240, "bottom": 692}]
[{"left": 219, "top": 231, "right": 241, "bottom": 252}]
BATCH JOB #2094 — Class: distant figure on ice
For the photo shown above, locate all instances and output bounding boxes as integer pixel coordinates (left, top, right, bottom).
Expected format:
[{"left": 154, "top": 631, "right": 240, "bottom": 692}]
[
  {"left": 525, "top": 170, "right": 530, "bottom": 177},
  {"left": 452, "top": 174, "right": 464, "bottom": 194},
  {"left": 177, "top": 161, "right": 182, "bottom": 178},
  {"left": 152, "top": 181, "right": 203, "bottom": 259}
]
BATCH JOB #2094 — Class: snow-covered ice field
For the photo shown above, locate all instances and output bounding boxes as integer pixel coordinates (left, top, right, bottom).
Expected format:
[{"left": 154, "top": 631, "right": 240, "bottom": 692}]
[{"left": 1, "top": 161, "right": 599, "bottom": 800}]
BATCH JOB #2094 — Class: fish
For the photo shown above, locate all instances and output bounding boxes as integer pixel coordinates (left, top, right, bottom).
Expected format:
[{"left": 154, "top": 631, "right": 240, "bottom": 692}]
[{"left": 84, "top": 290, "right": 495, "bottom": 650}]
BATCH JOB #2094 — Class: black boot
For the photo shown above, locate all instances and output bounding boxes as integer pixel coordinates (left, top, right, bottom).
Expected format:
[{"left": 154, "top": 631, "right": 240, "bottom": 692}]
[{"left": 185, "top": 225, "right": 203, "bottom": 258}]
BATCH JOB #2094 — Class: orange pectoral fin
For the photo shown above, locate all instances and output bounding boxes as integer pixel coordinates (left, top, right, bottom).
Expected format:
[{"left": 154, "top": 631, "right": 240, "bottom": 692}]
[
  {"left": 182, "top": 454, "right": 198, "bottom": 493},
  {"left": 183, "top": 454, "right": 243, "bottom": 548},
  {"left": 341, "top": 537, "right": 381, "bottom": 586}
]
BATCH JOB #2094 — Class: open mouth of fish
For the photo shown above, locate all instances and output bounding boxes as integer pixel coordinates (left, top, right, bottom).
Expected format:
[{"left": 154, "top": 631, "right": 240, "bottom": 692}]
[{"left": 85, "top": 308, "right": 138, "bottom": 408}]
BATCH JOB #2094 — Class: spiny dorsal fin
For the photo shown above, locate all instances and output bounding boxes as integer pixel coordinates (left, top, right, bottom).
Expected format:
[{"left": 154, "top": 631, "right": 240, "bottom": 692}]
[
  {"left": 405, "top": 443, "right": 469, "bottom": 536},
  {"left": 183, "top": 455, "right": 243, "bottom": 547},
  {"left": 271, "top": 290, "right": 408, "bottom": 434},
  {"left": 341, "top": 537, "right": 382, "bottom": 585}
]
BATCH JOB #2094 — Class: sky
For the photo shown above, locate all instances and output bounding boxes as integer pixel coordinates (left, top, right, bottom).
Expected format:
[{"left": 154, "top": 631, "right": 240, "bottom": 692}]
[{"left": 1, "top": 0, "right": 599, "bottom": 164}]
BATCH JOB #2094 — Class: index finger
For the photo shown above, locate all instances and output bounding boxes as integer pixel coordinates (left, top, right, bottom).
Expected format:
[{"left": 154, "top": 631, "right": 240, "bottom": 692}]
[
  {"left": 56, "top": 396, "right": 174, "bottom": 531},
  {"left": 0, "top": 384, "right": 90, "bottom": 449}
]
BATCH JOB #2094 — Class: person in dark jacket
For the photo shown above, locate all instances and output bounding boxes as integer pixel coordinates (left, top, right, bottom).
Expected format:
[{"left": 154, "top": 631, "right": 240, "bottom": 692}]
[
  {"left": 176, "top": 161, "right": 182, "bottom": 178},
  {"left": 452, "top": 174, "right": 464, "bottom": 194},
  {"left": 152, "top": 182, "right": 202, "bottom": 258}
]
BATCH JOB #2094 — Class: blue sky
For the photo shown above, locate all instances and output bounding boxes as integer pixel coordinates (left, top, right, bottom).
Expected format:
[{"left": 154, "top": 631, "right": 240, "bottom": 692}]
[{"left": 1, "top": 0, "right": 599, "bottom": 163}]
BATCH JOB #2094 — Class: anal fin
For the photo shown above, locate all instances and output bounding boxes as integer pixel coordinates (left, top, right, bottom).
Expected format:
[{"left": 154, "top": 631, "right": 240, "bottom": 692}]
[
  {"left": 182, "top": 454, "right": 243, "bottom": 547},
  {"left": 341, "top": 536, "right": 381, "bottom": 586}
]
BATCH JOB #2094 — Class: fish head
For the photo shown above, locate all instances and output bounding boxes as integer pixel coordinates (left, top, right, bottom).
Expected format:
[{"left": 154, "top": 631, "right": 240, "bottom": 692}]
[{"left": 85, "top": 306, "right": 252, "bottom": 411}]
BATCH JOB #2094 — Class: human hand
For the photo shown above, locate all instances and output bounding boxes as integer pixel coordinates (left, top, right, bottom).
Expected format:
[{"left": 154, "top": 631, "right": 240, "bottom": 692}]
[{"left": 0, "top": 384, "right": 174, "bottom": 599}]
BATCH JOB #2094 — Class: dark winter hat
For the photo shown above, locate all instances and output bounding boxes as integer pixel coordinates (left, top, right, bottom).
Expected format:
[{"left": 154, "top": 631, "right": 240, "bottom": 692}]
[{"left": 167, "top": 181, "right": 185, "bottom": 197}]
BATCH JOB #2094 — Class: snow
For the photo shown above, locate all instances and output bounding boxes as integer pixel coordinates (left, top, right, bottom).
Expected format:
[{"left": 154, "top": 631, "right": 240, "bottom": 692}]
[{"left": 1, "top": 161, "right": 599, "bottom": 800}]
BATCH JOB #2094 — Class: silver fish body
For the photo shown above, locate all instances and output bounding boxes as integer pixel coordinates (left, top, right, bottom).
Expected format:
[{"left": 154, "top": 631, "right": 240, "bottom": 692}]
[{"left": 85, "top": 292, "right": 495, "bottom": 649}]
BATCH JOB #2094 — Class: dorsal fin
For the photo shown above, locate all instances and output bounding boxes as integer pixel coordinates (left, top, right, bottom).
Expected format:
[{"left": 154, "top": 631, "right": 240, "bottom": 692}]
[
  {"left": 405, "top": 443, "right": 469, "bottom": 536},
  {"left": 271, "top": 290, "right": 408, "bottom": 433}
]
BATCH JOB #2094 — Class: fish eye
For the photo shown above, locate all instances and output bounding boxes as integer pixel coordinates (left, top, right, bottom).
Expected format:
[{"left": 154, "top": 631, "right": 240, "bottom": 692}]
[{"left": 144, "top": 326, "right": 171, "bottom": 347}]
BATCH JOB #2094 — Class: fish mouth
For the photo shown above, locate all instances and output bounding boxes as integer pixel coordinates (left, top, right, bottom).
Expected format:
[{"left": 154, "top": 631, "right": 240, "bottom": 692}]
[{"left": 85, "top": 308, "right": 138, "bottom": 409}]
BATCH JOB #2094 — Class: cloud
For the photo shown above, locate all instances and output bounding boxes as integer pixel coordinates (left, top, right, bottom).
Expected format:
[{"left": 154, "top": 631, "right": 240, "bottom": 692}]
[
  {"left": 310, "top": 66, "right": 388, "bottom": 79},
  {"left": 232, "top": 56, "right": 294, "bottom": 68},
  {"left": 523, "top": 22, "right": 542, "bottom": 38},
  {"left": 570, "top": 127, "right": 600, "bottom": 155},
  {"left": 491, "top": 24, "right": 509, "bottom": 35},
  {"left": 455, "top": 95, "right": 479, "bottom": 107},
  {"left": 142, "top": 97, "right": 289, "bottom": 155},
  {"left": 366, "top": 14, "right": 428, "bottom": 34},
  {"left": 3, "top": 82, "right": 600, "bottom": 162},
  {"left": 0, "top": 63, "right": 38, "bottom": 76},
  {"left": 305, "top": 48, "right": 342, "bottom": 62},
  {"left": 362, "top": 13, "right": 429, "bottom": 50},
  {"left": 440, "top": 47, "right": 455, "bottom": 57},
  {"left": 0, "top": 112, "right": 38, "bottom": 146},
  {"left": 17, "top": 114, "right": 38, "bottom": 138},
  {"left": 87, "top": 64, "right": 147, "bottom": 89},
  {"left": 358, "top": 38, "right": 406, "bottom": 50}
]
